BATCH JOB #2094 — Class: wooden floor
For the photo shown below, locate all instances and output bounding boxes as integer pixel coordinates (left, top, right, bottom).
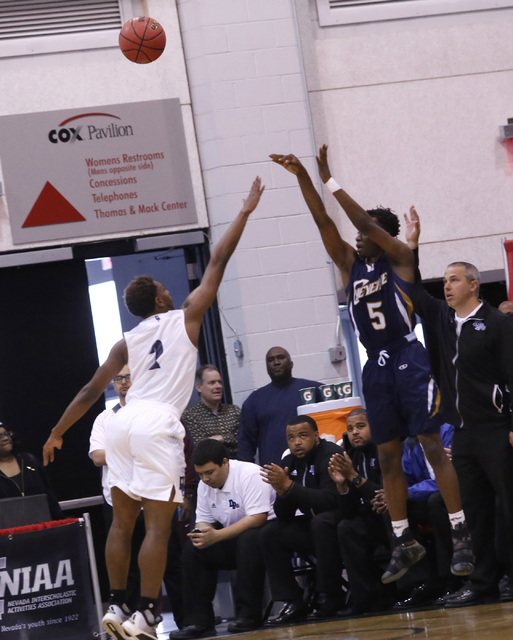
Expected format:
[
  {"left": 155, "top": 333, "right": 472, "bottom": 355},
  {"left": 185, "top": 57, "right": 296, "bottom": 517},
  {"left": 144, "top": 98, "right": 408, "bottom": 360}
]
[{"left": 210, "top": 601, "right": 513, "bottom": 640}]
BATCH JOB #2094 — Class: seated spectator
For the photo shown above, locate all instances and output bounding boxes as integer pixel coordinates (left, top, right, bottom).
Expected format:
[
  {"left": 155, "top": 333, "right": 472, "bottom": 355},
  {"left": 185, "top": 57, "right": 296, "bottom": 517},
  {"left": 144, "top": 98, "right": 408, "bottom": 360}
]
[
  {"left": 181, "top": 365, "right": 240, "bottom": 458},
  {"left": 170, "top": 439, "right": 276, "bottom": 639},
  {"left": 329, "top": 408, "right": 391, "bottom": 616},
  {"left": 260, "top": 415, "right": 343, "bottom": 625},
  {"left": 238, "top": 346, "right": 322, "bottom": 465},
  {"left": 0, "top": 422, "right": 62, "bottom": 520}
]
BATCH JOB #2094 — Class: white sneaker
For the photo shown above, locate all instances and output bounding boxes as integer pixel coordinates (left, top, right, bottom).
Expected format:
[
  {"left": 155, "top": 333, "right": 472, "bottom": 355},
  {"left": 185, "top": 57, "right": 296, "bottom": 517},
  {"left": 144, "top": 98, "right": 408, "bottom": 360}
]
[
  {"left": 122, "top": 610, "right": 162, "bottom": 640},
  {"left": 102, "top": 604, "right": 132, "bottom": 640}
]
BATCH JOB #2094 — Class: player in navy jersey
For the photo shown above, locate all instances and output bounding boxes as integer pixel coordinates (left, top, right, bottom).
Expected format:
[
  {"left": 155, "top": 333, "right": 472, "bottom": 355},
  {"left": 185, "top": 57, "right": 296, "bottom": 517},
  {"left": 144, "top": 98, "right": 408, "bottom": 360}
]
[{"left": 270, "top": 147, "right": 473, "bottom": 585}]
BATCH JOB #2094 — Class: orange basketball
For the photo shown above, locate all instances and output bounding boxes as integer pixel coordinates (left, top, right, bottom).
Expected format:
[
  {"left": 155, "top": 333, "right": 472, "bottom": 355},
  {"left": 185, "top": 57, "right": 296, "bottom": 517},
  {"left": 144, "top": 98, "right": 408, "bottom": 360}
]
[{"left": 119, "top": 16, "right": 166, "bottom": 64}]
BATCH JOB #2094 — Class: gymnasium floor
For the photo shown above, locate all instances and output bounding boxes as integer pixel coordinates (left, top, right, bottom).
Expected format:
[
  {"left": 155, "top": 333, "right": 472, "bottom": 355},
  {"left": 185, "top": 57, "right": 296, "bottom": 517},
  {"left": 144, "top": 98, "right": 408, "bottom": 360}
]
[{"left": 156, "top": 601, "right": 513, "bottom": 640}]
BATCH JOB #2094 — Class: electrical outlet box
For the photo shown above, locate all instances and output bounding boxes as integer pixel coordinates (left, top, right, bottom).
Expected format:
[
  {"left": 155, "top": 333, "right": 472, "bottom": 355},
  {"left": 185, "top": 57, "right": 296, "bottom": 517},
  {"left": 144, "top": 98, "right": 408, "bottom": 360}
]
[
  {"left": 234, "top": 339, "right": 243, "bottom": 358},
  {"left": 329, "top": 346, "right": 346, "bottom": 363}
]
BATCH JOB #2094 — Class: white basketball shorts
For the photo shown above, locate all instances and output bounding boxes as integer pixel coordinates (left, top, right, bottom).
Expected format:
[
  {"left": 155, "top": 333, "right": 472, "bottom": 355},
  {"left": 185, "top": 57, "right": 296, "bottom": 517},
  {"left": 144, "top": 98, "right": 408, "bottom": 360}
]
[{"left": 105, "top": 399, "right": 185, "bottom": 503}]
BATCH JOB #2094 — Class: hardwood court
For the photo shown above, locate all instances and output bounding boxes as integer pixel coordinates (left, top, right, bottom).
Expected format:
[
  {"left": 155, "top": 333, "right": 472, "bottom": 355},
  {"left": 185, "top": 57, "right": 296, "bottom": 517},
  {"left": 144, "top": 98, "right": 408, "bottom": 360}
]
[{"left": 212, "top": 601, "right": 513, "bottom": 640}]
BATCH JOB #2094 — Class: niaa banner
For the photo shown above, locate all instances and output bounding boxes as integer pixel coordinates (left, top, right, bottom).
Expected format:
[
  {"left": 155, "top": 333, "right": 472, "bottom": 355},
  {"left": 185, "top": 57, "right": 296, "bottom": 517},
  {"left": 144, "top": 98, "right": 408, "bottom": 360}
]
[{"left": 0, "top": 519, "right": 98, "bottom": 639}]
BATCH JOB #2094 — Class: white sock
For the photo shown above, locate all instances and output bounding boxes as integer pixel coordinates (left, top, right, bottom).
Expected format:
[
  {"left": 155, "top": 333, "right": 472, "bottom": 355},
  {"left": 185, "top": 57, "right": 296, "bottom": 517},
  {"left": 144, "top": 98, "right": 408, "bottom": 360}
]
[
  {"left": 392, "top": 519, "right": 409, "bottom": 537},
  {"left": 449, "top": 510, "right": 466, "bottom": 528}
]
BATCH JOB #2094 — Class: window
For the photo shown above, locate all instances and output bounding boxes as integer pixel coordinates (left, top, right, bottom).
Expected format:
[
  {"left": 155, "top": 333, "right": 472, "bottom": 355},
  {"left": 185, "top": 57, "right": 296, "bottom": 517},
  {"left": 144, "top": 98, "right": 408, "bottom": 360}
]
[
  {"left": 0, "top": 0, "right": 141, "bottom": 57},
  {"left": 317, "top": 0, "right": 513, "bottom": 26}
]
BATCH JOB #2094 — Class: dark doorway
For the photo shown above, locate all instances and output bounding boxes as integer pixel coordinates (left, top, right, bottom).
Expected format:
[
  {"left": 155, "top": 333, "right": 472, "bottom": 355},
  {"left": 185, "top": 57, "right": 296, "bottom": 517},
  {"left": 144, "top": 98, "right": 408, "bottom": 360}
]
[{"left": 0, "top": 258, "right": 103, "bottom": 501}]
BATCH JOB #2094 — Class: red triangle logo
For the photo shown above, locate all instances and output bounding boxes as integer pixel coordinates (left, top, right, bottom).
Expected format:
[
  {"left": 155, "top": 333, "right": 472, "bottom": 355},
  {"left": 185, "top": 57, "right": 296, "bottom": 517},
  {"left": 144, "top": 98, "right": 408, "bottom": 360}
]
[{"left": 22, "top": 181, "right": 86, "bottom": 228}]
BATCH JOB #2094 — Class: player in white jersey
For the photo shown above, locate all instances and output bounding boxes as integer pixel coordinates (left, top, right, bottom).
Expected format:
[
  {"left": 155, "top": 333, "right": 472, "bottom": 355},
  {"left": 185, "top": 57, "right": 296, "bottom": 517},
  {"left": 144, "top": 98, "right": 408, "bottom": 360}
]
[{"left": 43, "top": 176, "right": 264, "bottom": 640}]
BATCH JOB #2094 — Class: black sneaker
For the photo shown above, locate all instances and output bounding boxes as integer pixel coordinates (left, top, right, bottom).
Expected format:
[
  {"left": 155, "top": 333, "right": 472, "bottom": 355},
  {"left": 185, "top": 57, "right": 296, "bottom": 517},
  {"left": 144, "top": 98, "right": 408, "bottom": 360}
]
[
  {"left": 227, "top": 618, "right": 262, "bottom": 633},
  {"left": 308, "top": 592, "right": 345, "bottom": 620},
  {"left": 450, "top": 522, "right": 475, "bottom": 576},
  {"left": 381, "top": 529, "right": 426, "bottom": 584},
  {"left": 499, "top": 575, "right": 513, "bottom": 602}
]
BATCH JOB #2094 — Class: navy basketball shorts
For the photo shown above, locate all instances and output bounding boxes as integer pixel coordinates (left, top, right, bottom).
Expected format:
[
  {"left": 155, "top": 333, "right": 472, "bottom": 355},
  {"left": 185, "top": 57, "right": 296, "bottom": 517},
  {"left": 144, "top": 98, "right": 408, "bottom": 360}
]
[{"left": 362, "top": 341, "right": 442, "bottom": 445}]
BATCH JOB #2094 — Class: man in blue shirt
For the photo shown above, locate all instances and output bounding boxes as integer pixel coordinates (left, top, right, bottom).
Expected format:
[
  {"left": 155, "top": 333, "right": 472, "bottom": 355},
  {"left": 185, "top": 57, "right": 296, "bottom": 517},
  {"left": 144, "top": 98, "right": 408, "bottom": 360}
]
[{"left": 237, "top": 346, "right": 321, "bottom": 465}]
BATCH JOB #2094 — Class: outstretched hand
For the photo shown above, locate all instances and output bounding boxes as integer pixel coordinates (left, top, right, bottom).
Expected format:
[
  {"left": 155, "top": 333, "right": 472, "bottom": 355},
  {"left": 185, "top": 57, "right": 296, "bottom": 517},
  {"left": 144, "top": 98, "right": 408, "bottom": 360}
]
[
  {"left": 43, "top": 433, "right": 63, "bottom": 466},
  {"left": 261, "top": 463, "right": 292, "bottom": 495},
  {"left": 315, "top": 144, "right": 332, "bottom": 183},
  {"left": 404, "top": 206, "right": 421, "bottom": 249},
  {"left": 328, "top": 457, "right": 346, "bottom": 486},
  {"left": 269, "top": 153, "right": 304, "bottom": 175},
  {"left": 241, "top": 176, "right": 265, "bottom": 214},
  {"left": 329, "top": 451, "right": 355, "bottom": 480}
]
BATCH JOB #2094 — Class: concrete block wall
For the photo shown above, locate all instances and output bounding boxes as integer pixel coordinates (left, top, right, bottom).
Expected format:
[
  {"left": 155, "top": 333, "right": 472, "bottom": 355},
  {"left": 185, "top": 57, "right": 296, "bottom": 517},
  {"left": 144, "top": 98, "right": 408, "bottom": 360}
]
[
  {"left": 175, "top": 0, "right": 349, "bottom": 403},
  {"left": 295, "top": 0, "right": 513, "bottom": 282}
]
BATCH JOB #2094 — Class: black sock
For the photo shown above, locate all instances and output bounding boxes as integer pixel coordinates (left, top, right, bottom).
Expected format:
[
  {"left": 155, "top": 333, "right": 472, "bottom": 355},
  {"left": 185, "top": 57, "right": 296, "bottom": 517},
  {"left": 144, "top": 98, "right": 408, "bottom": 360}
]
[
  {"left": 138, "top": 597, "right": 158, "bottom": 615},
  {"left": 137, "top": 597, "right": 159, "bottom": 625},
  {"left": 109, "top": 589, "right": 127, "bottom": 607}
]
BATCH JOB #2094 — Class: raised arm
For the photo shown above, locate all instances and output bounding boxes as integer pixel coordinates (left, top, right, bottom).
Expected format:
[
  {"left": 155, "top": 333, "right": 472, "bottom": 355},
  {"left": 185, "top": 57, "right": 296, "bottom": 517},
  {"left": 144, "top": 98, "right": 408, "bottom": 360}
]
[
  {"left": 182, "top": 177, "right": 264, "bottom": 346},
  {"left": 404, "top": 206, "right": 421, "bottom": 250},
  {"left": 270, "top": 152, "right": 355, "bottom": 288},
  {"left": 43, "top": 339, "right": 128, "bottom": 465},
  {"left": 316, "top": 144, "right": 414, "bottom": 280}
]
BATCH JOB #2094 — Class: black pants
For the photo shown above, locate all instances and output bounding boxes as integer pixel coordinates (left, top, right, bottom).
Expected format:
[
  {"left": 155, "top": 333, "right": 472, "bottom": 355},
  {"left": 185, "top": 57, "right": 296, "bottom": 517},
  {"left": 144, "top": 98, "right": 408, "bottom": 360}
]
[
  {"left": 337, "top": 511, "right": 391, "bottom": 612},
  {"left": 426, "top": 492, "right": 453, "bottom": 578},
  {"left": 452, "top": 427, "right": 513, "bottom": 594},
  {"left": 261, "top": 512, "right": 343, "bottom": 603},
  {"left": 394, "top": 493, "right": 460, "bottom": 597},
  {"left": 163, "top": 511, "right": 184, "bottom": 628},
  {"left": 181, "top": 525, "right": 268, "bottom": 627},
  {"left": 311, "top": 509, "right": 346, "bottom": 595}
]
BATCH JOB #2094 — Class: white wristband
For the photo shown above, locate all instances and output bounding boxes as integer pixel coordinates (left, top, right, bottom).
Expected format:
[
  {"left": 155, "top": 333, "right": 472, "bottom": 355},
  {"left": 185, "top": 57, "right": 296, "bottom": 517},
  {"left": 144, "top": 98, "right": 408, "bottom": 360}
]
[{"left": 325, "top": 177, "right": 341, "bottom": 194}]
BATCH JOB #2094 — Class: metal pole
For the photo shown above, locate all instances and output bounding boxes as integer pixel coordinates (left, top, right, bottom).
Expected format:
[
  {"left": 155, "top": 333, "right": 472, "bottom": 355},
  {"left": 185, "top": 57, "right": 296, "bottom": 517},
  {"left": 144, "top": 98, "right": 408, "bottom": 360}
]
[{"left": 82, "top": 513, "right": 106, "bottom": 638}]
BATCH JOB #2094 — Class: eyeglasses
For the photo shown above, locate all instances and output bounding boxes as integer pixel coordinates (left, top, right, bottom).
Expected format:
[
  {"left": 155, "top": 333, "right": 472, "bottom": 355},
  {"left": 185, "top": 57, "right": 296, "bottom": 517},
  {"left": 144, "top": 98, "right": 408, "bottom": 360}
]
[
  {"left": 113, "top": 374, "right": 131, "bottom": 383},
  {"left": 0, "top": 431, "right": 13, "bottom": 440}
]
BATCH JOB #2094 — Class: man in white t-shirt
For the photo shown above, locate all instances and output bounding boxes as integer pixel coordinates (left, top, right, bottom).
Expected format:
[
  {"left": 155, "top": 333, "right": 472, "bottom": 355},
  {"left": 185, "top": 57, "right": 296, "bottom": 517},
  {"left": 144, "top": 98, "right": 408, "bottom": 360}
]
[
  {"left": 89, "top": 366, "right": 132, "bottom": 506},
  {"left": 43, "top": 177, "right": 265, "bottom": 640},
  {"left": 170, "top": 439, "right": 275, "bottom": 639}
]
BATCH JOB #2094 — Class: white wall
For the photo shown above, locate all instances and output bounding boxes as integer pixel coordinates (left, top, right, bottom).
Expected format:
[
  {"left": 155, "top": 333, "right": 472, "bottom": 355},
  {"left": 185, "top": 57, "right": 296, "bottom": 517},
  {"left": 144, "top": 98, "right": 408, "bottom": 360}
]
[
  {"left": 0, "top": 0, "right": 349, "bottom": 405},
  {"left": 0, "top": 0, "right": 208, "bottom": 251},
  {"left": 296, "top": 0, "right": 513, "bottom": 281},
  {"left": 176, "top": 0, "right": 347, "bottom": 403}
]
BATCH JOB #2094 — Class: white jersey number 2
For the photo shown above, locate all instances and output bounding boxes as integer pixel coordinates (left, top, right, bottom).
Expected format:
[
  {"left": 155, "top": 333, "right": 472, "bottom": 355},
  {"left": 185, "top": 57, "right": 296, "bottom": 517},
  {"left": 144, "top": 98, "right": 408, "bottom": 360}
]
[{"left": 149, "top": 340, "right": 163, "bottom": 370}]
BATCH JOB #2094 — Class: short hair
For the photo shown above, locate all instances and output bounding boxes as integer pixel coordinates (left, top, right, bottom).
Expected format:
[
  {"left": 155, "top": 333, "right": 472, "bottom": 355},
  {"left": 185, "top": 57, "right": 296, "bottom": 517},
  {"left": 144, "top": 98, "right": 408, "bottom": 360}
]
[
  {"left": 347, "top": 407, "right": 368, "bottom": 420},
  {"left": 367, "top": 207, "right": 400, "bottom": 237},
  {"left": 124, "top": 276, "right": 157, "bottom": 318},
  {"left": 286, "top": 415, "right": 318, "bottom": 432},
  {"left": 265, "top": 346, "right": 291, "bottom": 360},
  {"left": 447, "top": 261, "right": 481, "bottom": 294},
  {"left": 195, "top": 364, "right": 220, "bottom": 386},
  {"left": 192, "top": 438, "right": 228, "bottom": 467}
]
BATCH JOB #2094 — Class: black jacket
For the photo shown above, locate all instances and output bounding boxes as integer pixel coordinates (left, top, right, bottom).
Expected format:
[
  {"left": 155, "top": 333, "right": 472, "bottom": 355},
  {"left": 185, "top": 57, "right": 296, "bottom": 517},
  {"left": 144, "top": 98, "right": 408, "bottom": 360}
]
[
  {"left": 337, "top": 435, "right": 382, "bottom": 518},
  {"left": 412, "top": 284, "right": 513, "bottom": 431},
  {"left": 274, "top": 438, "right": 343, "bottom": 522}
]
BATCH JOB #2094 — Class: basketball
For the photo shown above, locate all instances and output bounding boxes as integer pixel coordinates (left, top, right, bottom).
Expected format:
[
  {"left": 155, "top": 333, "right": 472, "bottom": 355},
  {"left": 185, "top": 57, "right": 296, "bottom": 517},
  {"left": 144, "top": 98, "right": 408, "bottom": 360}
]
[{"left": 119, "top": 16, "right": 166, "bottom": 64}]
